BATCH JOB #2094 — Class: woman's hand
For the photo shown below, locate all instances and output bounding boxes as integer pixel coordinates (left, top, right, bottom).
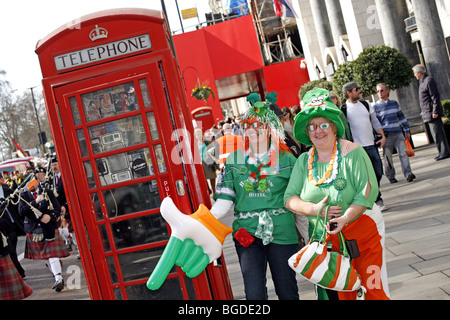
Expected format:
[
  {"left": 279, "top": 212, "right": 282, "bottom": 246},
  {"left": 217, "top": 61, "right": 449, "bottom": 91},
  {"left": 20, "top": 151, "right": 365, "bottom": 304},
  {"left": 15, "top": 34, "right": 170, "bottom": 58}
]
[
  {"left": 315, "top": 195, "right": 342, "bottom": 219},
  {"left": 285, "top": 195, "right": 342, "bottom": 217},
  {"left": 326, "top": 204, "right": 367, "bottom": 234},
  {"left": 326, "top": 215, "right": 348, "bottom": 234}
]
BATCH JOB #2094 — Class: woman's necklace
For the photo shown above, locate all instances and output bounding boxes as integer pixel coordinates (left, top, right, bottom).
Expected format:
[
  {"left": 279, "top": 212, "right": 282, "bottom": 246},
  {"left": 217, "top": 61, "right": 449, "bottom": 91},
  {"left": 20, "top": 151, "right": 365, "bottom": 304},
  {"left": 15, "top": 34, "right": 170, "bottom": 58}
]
[
  {"left": 243, "top": 145, "right": 275, "bottom": 193},
  {"left": 308, "top": 139, "right": 341, "bottom": 187}
]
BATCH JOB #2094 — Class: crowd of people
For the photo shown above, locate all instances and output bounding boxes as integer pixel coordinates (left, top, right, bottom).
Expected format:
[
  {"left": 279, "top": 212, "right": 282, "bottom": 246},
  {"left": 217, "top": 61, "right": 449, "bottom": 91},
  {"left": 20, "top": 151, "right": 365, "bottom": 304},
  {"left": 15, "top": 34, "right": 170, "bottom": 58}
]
[
  {"left": 195, "top": 88, "right": 391, "bottom": 300},
  {"left": 193, "top": 65, "right": 449, "bottom": 300},
  {"left": 1, "top": 63, "right": 448, "bottom": 300},
  {"left": 0, "top": 155, "right": 76, "bottom": 299},
  {"left": 194, "top": 104, "right": 305, "bottom": 197}
]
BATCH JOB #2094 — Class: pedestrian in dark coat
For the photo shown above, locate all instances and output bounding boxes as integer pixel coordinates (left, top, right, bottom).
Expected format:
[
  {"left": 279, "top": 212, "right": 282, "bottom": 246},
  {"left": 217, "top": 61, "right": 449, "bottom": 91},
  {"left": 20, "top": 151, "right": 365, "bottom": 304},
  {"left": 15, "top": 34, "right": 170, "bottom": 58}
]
[{"left": 413, "top": 64, "right": 450, "bottom": 160}]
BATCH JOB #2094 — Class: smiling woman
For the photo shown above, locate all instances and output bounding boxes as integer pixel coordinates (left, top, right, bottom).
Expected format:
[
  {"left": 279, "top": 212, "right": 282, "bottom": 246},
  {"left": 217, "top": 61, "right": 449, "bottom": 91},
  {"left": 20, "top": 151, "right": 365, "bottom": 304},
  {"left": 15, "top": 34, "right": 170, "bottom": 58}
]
[
  {"left": 284, "top": 88, "right": 390, "bottom": 300},
  {"left": 212, "top": 92, "right": 300, "bottom": 300},
  {"left": 306, "top": 117, "right": 338, "bottom": 156}
]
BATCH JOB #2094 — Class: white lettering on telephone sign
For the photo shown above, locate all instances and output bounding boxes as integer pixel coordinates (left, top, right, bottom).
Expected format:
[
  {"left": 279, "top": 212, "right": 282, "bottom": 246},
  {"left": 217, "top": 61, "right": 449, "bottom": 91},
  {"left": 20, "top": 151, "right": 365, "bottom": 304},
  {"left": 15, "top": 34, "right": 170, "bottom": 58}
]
[{"left": 54, "top": 34, "right": 151, "bottom": 71}]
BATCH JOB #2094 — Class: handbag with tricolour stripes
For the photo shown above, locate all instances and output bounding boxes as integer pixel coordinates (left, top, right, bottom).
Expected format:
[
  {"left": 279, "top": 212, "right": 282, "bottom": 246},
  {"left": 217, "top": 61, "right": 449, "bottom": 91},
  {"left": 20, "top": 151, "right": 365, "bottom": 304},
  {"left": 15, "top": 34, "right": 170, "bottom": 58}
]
[{"left": 288, "top": 204, "right": 362, "bottom": 292}]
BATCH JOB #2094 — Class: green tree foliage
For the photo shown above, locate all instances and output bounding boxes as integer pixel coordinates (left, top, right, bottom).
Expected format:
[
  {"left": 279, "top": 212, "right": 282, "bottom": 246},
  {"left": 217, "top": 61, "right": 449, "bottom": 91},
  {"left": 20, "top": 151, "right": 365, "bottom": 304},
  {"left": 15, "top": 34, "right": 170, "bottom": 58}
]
[
  {"left": 331, "top": 60, "right": 357, "bottom": 101},
  {"left": 332, "top": 45, "right": 414, "bottom": 99},
  {"left": 442, "top": 99, "right": 450, "bottom": 124}
]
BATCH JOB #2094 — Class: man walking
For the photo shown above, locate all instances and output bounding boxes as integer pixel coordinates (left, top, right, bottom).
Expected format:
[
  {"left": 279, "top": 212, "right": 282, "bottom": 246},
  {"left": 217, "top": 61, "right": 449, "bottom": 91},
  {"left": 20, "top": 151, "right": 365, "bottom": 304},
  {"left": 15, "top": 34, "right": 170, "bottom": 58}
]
[
  {"left": 413, "top": 64, "right": 450, "bottom": 161},
  {"left": 373, "top": 83, "right": 416, "bottom": 183},
  {"left": 341, "top": 81, "right": 387, "bottom": 211},
  {"left": 19, "top": 168, "right": 69, "bottom": 292}
]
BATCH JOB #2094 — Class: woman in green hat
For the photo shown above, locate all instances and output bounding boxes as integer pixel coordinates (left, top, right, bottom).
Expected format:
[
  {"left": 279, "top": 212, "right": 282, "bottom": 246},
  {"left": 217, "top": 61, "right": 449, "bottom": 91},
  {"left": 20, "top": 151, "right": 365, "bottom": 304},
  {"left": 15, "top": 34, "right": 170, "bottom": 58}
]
[
  {"left": 212, "top": 92, "right": 299, "bottom": 300},
  {"left": 284, "top": 88, "right": 390, "bottom": 300}
]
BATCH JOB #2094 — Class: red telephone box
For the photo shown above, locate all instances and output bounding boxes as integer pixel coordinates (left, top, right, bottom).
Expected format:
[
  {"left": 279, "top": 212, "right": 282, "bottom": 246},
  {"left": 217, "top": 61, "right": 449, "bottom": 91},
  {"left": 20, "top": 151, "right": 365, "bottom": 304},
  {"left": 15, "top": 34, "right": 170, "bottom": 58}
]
[
  {"left": 35, "top": 8, "right": 233, "bottom": 300},
  {"left": 191, "top": 106, "right": 215, "bottom": 132}
]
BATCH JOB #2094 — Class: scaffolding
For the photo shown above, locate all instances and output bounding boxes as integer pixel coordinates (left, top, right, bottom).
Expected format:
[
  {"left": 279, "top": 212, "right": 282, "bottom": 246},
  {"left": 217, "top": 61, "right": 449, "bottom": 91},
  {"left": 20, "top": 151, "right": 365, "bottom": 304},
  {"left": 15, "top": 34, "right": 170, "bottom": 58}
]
[{"left": 249, "top": 0, "right": 303, "bottom": 65}]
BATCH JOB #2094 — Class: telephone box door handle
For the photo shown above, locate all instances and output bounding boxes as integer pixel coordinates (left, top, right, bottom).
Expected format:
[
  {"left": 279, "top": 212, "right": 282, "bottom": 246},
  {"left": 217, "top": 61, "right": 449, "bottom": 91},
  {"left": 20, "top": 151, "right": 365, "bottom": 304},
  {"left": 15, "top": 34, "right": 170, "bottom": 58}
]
[{"left": 175, "top": 180, "right": 185, "bottom": 196}]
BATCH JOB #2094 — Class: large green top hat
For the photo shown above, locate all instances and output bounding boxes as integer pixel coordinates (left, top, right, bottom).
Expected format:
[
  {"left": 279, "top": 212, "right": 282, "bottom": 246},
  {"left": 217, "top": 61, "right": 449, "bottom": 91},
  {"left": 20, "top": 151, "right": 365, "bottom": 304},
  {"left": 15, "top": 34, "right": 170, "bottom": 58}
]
[
  {"left": 242, "top": 91, "right": 286, "bottom": 143},
  {"left": 293, "top": 88, "right": 345, "bottom": 146}
]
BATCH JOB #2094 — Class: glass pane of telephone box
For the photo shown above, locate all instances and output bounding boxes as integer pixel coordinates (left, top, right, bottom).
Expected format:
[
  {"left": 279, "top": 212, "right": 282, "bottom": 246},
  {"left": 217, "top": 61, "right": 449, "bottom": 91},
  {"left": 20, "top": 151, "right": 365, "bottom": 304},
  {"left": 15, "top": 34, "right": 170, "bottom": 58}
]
[
  {"left": 91, "top": 192, "right": 104, "bottom": 220},
  {"left": 102, "top": 180, "right": 161, "bottom": 218},
  {"left": 124, "top": 278, "right": 196, "bottom": 300},
  {"left": 153, "top": 144, "right": 167, "bottom": 173},
  {"left": 83, "top": 161, "right": 97, "bottom": 189},
  {"left": 81, "top": 81, "right": 138, "bottom": 122},
  {"left": 69, "top": 96, "right": 82, "bottom": 125},
  {"left": 98, "top": 224, "right": 111, "bottom": 252},
  {"left": 111, "top": 214, "right": 169, "bottom": 250},
  {"left": 114, "top": 288, "right": 124, "bottom": 300},
  {"left": 116, "top": 247, "right": 169, "bottom": 283},
  {"left": 95, "top": 148, "right": 154, "bottom": 186},
  {"left": 88, "top": 115, "right": 146, "bottom": 154},
  {"left": 125, "top": 276, "right": 197, "bottom": 300},
  {"left": 77, "top": 129, "right": 89, "bottom": 158},
  {"left": 106, "top": 256, "right": 118, "bottom": 284},
  {"left": 146, "top": 112, "right": 159, "bottom": 140},
  {"left": 138, "top": 79, "right": 152, "bottom": 108}
]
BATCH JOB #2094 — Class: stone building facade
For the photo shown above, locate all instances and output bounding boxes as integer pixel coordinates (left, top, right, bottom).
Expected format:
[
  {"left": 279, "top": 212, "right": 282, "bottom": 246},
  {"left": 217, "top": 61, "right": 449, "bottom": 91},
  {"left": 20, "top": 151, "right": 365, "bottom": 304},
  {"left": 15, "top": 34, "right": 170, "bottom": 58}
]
[{"left": 292, "top": 0, "right": 450, "bottom": 132}]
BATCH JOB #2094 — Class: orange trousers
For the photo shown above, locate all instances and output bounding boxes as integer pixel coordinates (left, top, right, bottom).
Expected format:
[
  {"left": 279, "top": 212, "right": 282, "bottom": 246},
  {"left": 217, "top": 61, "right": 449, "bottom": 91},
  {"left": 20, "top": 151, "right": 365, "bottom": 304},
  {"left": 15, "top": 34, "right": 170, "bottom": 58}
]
[{"left": 330, "top": 208, "right": 390, "bottom": 300}]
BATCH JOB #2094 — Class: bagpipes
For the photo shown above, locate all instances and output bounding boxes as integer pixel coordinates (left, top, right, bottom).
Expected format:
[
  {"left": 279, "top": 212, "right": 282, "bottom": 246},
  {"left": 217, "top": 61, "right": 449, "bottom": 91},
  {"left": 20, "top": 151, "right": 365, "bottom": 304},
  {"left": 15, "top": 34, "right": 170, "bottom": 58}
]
[
  {"left": 2, "top": 157, "right": 59, "bottom": 241},
  {"left": 0, "top": 171, "right": 34, "bottom": 216}
]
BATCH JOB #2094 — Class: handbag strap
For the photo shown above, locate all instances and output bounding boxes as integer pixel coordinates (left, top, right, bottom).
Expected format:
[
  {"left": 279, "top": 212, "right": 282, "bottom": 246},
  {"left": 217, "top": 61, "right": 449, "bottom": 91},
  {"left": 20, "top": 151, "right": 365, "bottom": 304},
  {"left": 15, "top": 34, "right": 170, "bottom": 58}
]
[
  {"left": 310, "top": 203, "right": 329, "bottom": 242},
  {"left": 310, "top": 204, "right": 351, "bottom": 258},
  {"left": 337, "top": 231, "right": 350, "bottom": 258}
]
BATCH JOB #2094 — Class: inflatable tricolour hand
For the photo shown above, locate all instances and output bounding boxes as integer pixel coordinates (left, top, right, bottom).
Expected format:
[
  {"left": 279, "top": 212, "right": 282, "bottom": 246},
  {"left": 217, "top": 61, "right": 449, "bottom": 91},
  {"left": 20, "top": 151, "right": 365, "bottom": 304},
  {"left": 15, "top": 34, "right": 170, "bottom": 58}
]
[{"left": 147, "top": 197, "right": 233, "bottom": 290}]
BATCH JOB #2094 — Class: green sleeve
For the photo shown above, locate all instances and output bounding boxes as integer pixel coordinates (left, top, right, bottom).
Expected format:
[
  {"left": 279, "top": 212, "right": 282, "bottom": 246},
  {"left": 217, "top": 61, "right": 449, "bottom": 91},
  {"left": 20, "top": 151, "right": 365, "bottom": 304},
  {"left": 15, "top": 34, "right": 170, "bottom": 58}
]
[
  {"left": 283, "top": 153, "right": 308, "bottom": 205},
  {"left": 213, "top": 164, "right": 236, "bottom": 203}
]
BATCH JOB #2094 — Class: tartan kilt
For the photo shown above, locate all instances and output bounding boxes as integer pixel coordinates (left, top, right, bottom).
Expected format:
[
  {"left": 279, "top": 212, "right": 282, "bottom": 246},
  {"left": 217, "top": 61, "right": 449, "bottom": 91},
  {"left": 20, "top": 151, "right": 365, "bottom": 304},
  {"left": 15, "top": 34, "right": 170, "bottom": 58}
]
[
  {"left": 24, "top": 229, "right": 70, "bottom": 260},
  {"left": 0, "top": 255, "right": 33, "bottom": 300}
]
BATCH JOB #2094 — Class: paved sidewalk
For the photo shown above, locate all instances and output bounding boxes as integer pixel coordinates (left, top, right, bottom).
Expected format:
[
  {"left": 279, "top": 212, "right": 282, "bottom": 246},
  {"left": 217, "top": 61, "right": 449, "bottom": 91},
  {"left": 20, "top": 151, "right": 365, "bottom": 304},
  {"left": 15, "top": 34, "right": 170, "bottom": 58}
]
[
  {"left": 20, "top": 248, "right": 90, "bottom": 300},
  {"left": 18, "top": 135, "right": 450, "bottom": 300}
]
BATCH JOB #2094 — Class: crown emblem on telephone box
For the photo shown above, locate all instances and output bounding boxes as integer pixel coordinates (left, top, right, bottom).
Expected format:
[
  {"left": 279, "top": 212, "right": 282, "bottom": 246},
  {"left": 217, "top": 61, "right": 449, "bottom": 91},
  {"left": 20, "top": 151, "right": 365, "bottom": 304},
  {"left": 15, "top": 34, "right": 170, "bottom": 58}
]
[{"left": 89, "top": 25, "right": 108, "bottom": 41}]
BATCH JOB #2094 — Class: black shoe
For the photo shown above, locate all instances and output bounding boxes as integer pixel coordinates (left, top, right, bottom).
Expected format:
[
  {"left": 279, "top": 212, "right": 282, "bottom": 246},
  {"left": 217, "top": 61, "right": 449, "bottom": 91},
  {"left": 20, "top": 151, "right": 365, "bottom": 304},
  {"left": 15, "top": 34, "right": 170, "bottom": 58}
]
[
  {"left": 435, "top": 154, "right": 450, "bottom": 161},
  {"left": 406, "top": 174, "right": 416, "bottom": 182},
  {"left": 389, "top": 178, "right": 398, "bottom": 183},
  {"left": 52, "top": 279, "right": 64, "bottom": 292}
]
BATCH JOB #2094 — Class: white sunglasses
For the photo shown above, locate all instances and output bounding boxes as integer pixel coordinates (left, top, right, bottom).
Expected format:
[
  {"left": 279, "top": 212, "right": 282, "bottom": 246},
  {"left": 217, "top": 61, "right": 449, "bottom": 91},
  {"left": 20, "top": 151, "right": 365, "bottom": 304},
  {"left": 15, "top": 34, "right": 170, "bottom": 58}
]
[{"left": 307, "top": 123, "right": 330, "bottom": 131}]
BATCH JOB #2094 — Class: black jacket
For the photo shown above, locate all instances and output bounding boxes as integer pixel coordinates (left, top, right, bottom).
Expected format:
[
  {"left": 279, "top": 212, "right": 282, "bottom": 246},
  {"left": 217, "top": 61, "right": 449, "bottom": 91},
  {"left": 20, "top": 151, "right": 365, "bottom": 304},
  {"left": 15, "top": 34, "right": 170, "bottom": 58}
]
[
  {"left": 418, "top": 74, "right": 444, "bottom": 122},
  {"left": 53, "top": 174, "right": 69, "bottom": 219},
  {"left": 19, "top": 185, "right": 61, "bottom": 236},
  {"left": 0, "top": 183, "right": 24, "bottom": 235}
]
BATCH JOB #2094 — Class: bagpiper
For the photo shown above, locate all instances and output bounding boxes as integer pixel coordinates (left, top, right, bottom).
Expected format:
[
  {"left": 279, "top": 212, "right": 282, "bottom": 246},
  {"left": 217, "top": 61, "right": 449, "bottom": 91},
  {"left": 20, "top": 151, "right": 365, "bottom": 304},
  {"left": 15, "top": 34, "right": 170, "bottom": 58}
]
[{"left": 18, "top": 167, "right": 69, "bottom": 292}]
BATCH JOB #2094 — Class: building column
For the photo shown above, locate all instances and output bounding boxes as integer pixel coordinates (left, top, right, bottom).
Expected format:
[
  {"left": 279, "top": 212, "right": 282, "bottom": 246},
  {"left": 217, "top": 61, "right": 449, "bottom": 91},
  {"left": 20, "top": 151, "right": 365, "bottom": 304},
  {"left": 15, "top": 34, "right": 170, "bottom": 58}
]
[
  {"left": 324, "top": 0, "right": 347, "bottom": 64},
  {"left": 374, "top": 0, "right": 423, "bottom": 130},
  {"left": 309, "top": 0, "right": 333, "bottom": 51},
  {"left": 309, "top": 0, "right": 334, "bottom": 79},
  {"left": 410, "top": 0, "right": 450, "bottom": 100}
]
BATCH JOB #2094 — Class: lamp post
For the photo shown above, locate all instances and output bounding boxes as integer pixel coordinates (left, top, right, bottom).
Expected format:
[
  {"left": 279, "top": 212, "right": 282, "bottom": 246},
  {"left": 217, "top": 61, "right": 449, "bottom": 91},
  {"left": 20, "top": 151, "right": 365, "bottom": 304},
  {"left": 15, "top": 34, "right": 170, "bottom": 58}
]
[
  {"left": 160, "top": 0, "right": 178, "bottom": 60},
  {"left": 29, "top": 86, "right": 44, "bottom": 156}
]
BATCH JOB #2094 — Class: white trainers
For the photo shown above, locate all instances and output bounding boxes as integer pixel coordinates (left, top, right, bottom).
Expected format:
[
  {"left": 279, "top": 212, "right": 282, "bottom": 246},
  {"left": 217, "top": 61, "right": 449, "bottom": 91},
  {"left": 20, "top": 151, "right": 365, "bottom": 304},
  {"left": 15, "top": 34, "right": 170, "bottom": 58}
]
[{"left": 376, "top": 200, "right": 387, "bottom": 212}]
